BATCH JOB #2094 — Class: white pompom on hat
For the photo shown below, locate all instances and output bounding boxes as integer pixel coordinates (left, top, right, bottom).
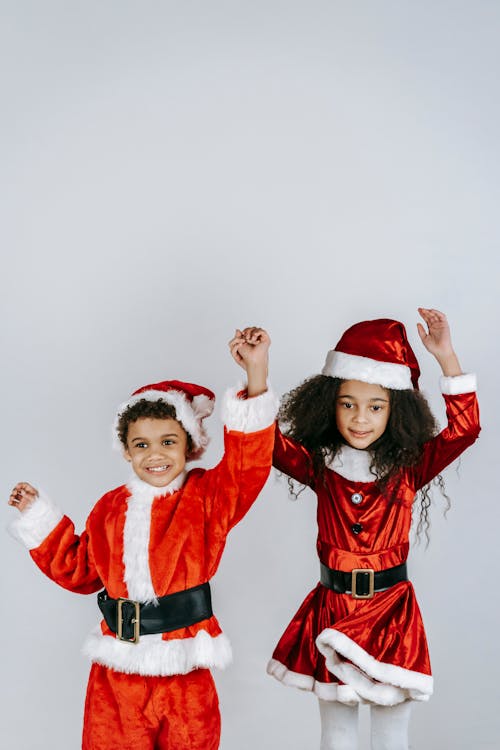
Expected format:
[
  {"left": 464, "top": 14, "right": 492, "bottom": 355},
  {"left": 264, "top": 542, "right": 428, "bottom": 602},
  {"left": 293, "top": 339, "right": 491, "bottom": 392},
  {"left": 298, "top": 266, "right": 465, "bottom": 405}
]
[
  {"left": 322, "top": 319, "right": 420, "bottom": 390},
  {"left": 115, "top": 379, "right": 215, "bottom": 459}
]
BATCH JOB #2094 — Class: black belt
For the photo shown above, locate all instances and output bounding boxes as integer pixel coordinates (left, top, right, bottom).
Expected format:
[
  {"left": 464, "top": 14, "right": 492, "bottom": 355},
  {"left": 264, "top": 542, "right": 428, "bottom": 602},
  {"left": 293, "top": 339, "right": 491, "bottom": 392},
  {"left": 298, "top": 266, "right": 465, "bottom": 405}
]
[
  {"left": 320, "top": 562, "right": 407, "bottom": 599},
  {"left": 97, "top": 582, "right": 213, "bottom": 644}
]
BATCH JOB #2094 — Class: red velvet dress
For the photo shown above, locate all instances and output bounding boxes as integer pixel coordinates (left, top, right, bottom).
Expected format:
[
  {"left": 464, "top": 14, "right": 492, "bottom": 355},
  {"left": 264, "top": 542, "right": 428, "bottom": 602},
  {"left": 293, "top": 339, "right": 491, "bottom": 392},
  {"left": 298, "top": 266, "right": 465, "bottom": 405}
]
[{"left": 267, "top": 382, "right": 480, "bottom": 706}]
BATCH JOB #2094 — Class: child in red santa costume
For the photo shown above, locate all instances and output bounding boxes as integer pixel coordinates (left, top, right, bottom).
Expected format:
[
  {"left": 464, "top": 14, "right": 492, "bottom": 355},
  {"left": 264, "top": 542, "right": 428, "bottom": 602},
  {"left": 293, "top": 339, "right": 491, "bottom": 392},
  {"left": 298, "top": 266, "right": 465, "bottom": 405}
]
[
  {"left": 262, "top": 308, "right": 480, "bottom": 750},
  {"left": 8, "top": 326, "right": 278, "bottom": 750}
]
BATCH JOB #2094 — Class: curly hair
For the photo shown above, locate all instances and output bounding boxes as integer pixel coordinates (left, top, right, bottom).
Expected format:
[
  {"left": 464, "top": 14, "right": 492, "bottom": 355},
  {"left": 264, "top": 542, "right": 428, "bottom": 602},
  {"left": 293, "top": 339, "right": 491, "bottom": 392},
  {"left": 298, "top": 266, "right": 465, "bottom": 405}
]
[
  {"left": 117, "top": 399, "right": 194, "bottom": 455},
  {"left": 279, "top": 375, "right": 448, "bottom": 543}
]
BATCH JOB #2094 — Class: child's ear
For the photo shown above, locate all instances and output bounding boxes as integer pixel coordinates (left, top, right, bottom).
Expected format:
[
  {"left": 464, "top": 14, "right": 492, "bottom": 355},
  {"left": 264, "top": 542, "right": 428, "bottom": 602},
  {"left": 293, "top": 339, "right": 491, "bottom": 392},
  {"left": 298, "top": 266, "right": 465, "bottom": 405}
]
[{"left": 123, "top": 447, "right": 132, "bottom": 462}]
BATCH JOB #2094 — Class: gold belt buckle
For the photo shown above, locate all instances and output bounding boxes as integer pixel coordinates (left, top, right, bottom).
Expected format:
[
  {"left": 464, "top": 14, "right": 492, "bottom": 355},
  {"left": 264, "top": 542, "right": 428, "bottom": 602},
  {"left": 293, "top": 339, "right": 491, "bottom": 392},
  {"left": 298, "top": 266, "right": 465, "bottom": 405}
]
[
  {"left": 351, "top": 569, "right": 375, "bottom": 599},
  {"left": 116, "top": 598, "right": 141, "bottom": 644}
]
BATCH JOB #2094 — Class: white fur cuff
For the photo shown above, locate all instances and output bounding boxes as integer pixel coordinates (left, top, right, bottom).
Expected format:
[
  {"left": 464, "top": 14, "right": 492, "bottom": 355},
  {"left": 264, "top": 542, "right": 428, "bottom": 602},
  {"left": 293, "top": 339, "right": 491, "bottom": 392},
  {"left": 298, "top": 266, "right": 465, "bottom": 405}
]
[
  {"left": 221, "top": 385, "right": 279, "bottom": 433},
  {"left": 440, "top": 373, "right": 477, "bottom": 395},
  {"left": 8, "top": 489, "right": 64, "bottom": 550}
]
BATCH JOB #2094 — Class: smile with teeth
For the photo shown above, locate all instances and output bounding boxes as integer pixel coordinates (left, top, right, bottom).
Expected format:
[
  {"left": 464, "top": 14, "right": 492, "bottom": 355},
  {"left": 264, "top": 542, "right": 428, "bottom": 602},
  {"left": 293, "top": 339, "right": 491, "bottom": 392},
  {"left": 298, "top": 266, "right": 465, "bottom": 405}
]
[{"left": 146, "top": 465, "right": 170, "bottom": 473}]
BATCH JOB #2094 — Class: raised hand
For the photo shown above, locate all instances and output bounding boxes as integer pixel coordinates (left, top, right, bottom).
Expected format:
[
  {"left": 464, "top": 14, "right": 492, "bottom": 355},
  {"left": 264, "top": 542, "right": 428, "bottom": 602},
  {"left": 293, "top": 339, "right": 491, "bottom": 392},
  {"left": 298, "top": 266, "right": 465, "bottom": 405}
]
[
  {"left": 229, "top": 327, "right": 270, "bottom": 366},
  {"left": 416, "top": 308, "right": 462, "bottom": 376},
  {"left": 228, "top": 326, "right": 270, "bottom": 397},
  {"left": 9, "top": 482, "right": 38, "bottom": 513},
  {"left": 229, "top": 329, "right": 247, "bottom": 369}
]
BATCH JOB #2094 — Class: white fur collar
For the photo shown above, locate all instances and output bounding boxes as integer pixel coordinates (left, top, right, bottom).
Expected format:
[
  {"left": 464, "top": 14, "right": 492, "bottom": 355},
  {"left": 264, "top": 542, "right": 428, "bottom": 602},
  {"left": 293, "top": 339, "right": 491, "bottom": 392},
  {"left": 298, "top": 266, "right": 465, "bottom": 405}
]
[
  {"left": 326, "top": 445, "right": 376, "bottom": 483},
  {"left": 126, "top": 470, "right": 187, "bottom": 504},
  {"left": 122, "top": 470, "right": 187, "bottom": 604}
]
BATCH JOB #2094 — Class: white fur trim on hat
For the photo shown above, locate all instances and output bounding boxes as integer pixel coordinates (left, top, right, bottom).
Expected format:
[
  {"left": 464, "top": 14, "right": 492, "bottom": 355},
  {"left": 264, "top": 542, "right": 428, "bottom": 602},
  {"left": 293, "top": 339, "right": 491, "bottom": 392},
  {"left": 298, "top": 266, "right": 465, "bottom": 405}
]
[
  {"left": 8, "top": 489, "right": 64, "bottom": 550},
  {"left": 316, "top": 628, "right": 433, "bottom": 705},
  {"left": 221, "top": 385, "right": 279, "bottom": 433},
  {"left": 114, "top": 390, "right": 213, "bottom": 458},
  {"left": 322, "top": 351, "right": 413, "bottom": 390},
  {"left": 440, "top": 373, "right": 477, "bottom": 395}
]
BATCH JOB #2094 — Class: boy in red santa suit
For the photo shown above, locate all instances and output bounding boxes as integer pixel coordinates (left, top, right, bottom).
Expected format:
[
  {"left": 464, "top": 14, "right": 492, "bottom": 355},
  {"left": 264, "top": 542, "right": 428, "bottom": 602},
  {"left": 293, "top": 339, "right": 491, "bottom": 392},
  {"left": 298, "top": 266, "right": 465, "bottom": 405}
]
[{"left": 8, "top": 326, "right": 278, "bottom": 750}]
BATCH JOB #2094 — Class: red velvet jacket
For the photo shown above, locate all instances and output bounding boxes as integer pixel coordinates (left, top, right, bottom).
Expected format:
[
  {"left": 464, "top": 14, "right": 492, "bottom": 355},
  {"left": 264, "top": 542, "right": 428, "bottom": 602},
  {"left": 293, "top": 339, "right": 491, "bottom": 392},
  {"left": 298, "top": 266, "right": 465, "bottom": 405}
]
[{"left": 10, "top": 386, "right": 278, "bottom": 676}]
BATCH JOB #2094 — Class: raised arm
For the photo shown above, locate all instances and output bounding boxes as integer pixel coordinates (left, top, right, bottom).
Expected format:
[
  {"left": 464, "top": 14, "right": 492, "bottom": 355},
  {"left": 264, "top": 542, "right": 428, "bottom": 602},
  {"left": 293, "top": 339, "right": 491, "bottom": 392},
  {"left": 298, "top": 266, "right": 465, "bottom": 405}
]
[
  {"left": 192, "top": 327, "right": 279, "bottom": 545},
  {"left": 412, "top": 308, "right": 480, "bottom": 488}
]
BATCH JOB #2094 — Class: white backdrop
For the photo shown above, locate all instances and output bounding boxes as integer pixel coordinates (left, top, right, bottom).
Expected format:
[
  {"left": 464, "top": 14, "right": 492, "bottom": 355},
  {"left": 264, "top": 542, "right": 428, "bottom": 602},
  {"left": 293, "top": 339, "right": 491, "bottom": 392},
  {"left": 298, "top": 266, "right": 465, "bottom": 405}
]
[{"left": 1, "top": 2, "right": 498, "bottom": 748}]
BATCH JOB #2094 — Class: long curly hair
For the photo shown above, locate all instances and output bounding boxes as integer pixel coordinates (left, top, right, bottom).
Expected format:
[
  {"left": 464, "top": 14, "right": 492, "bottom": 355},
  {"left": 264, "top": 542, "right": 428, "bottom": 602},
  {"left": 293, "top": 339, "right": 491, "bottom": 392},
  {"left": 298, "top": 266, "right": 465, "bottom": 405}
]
[{"left": 279, "top": 375, "right": 448, "bottom": 543}]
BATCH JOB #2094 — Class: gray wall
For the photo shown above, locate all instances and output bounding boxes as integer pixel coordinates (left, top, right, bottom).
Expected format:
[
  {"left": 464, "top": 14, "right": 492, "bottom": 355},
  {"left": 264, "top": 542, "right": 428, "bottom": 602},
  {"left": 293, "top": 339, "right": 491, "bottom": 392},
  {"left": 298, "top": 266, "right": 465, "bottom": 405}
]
[{"left": 1, "top": 2, "right": 498, "bottom": 748}]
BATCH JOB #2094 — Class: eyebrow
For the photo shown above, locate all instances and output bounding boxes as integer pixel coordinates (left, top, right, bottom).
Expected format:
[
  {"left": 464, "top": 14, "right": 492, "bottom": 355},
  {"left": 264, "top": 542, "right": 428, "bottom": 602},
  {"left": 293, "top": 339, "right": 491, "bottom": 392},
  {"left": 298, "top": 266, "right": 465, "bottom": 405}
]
[
  {"left": 131, "top": 433, "right": 179, "bottom": 443},
  {"left": 337, "top": 395, "right": 389, "bottom": 403}
]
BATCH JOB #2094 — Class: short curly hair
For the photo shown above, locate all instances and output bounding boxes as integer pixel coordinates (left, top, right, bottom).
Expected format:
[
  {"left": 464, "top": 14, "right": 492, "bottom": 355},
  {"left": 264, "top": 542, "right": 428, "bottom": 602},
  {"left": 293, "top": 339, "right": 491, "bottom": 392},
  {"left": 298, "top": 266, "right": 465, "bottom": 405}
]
[{"left": 117, "top": 399, "right": 194, "bottom": 455}]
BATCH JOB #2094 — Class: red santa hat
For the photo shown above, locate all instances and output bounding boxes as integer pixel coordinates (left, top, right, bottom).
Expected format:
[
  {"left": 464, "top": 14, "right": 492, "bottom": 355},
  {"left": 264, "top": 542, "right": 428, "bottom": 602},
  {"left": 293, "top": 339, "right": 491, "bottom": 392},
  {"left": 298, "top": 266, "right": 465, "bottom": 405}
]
[
  {"left": 321, "top": 319, "right": 420, "bottom": 390},
  {"left": 115, "top": 380, "right": 216, "bottom": 459}
]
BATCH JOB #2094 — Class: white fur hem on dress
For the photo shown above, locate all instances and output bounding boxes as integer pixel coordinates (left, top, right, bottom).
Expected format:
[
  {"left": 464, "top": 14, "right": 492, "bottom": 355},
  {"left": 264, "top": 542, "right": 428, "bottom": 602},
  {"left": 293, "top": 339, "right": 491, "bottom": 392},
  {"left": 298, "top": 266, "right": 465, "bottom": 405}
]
[
  {"left": 7, "top": 490, "right": 64, "bottom": 550},
  {"left": 221, "top": 385, "right": 279, "bottom": 433},
  {"left": 316, "top": 629, "right": 433, "bottom": 706},
  {"left": 266, "top": 658, "right": 361, "bottom": 704},
  {"left": 82, "top": 626, "right": 232, "bottom": 676}
]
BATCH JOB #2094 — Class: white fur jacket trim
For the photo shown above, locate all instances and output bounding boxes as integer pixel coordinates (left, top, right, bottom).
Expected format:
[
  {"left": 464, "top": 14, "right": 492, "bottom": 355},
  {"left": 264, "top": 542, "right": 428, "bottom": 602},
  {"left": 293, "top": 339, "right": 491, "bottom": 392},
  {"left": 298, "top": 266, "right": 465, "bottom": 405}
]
[
  {"left": 83, "top": 626, "right": 232, "bottom": 676},
  {"left": 8, "top": 489, "right": 64, "bottom": 550}
]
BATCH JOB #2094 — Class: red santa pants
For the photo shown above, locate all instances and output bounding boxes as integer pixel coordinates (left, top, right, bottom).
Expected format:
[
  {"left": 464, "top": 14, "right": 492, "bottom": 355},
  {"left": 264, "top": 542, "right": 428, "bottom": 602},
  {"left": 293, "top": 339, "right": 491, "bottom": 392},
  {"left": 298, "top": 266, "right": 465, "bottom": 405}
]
[{"left": 82, "top": 663, "right": 221, "bottom": 750}]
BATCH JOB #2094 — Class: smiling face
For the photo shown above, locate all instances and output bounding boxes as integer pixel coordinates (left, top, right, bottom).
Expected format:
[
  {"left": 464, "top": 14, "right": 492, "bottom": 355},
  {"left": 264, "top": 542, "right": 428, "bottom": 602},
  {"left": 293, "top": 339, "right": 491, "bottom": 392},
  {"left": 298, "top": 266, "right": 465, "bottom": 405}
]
[
  {"left": 123, "top": 417, "right": 188, "bottom": 487},
  {"left": 335, "top": 379, "right": 391, "bottom": 449}
]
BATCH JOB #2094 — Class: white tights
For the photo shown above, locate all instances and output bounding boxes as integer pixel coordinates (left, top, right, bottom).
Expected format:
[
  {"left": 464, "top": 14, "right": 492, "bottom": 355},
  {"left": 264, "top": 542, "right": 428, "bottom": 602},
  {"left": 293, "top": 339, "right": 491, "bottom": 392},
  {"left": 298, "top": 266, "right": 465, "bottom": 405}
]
[{"left": 318, "top": 699, "right": 412, "bottom": 750}]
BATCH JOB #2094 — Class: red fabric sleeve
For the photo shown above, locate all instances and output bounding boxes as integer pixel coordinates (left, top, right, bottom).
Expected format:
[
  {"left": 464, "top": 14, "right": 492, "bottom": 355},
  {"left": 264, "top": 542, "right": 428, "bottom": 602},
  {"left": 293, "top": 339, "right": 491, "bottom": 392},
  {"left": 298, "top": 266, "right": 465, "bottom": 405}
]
[
  {"left": 30, "top": 515, "right": 103, "bottom": 595},
  {"left": 272, "top": 423, "right": 316, "bottom": 489},
  {"left": 199, "top": 424, "right": 275, "bottom": 540},
  {"left": 410, "top": 391, "right": 480, "bottom": 490}
]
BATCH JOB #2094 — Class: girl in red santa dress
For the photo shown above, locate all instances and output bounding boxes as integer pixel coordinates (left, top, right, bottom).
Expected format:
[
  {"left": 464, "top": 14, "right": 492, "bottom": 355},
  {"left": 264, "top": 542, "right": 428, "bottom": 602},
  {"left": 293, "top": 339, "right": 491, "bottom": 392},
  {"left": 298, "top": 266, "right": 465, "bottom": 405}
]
[
  {"left": 8, "top": 326, "right": 278, "bottom": 750},
  {"left": 264, "top": 308, "right": 480, "bottom": 750}
]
